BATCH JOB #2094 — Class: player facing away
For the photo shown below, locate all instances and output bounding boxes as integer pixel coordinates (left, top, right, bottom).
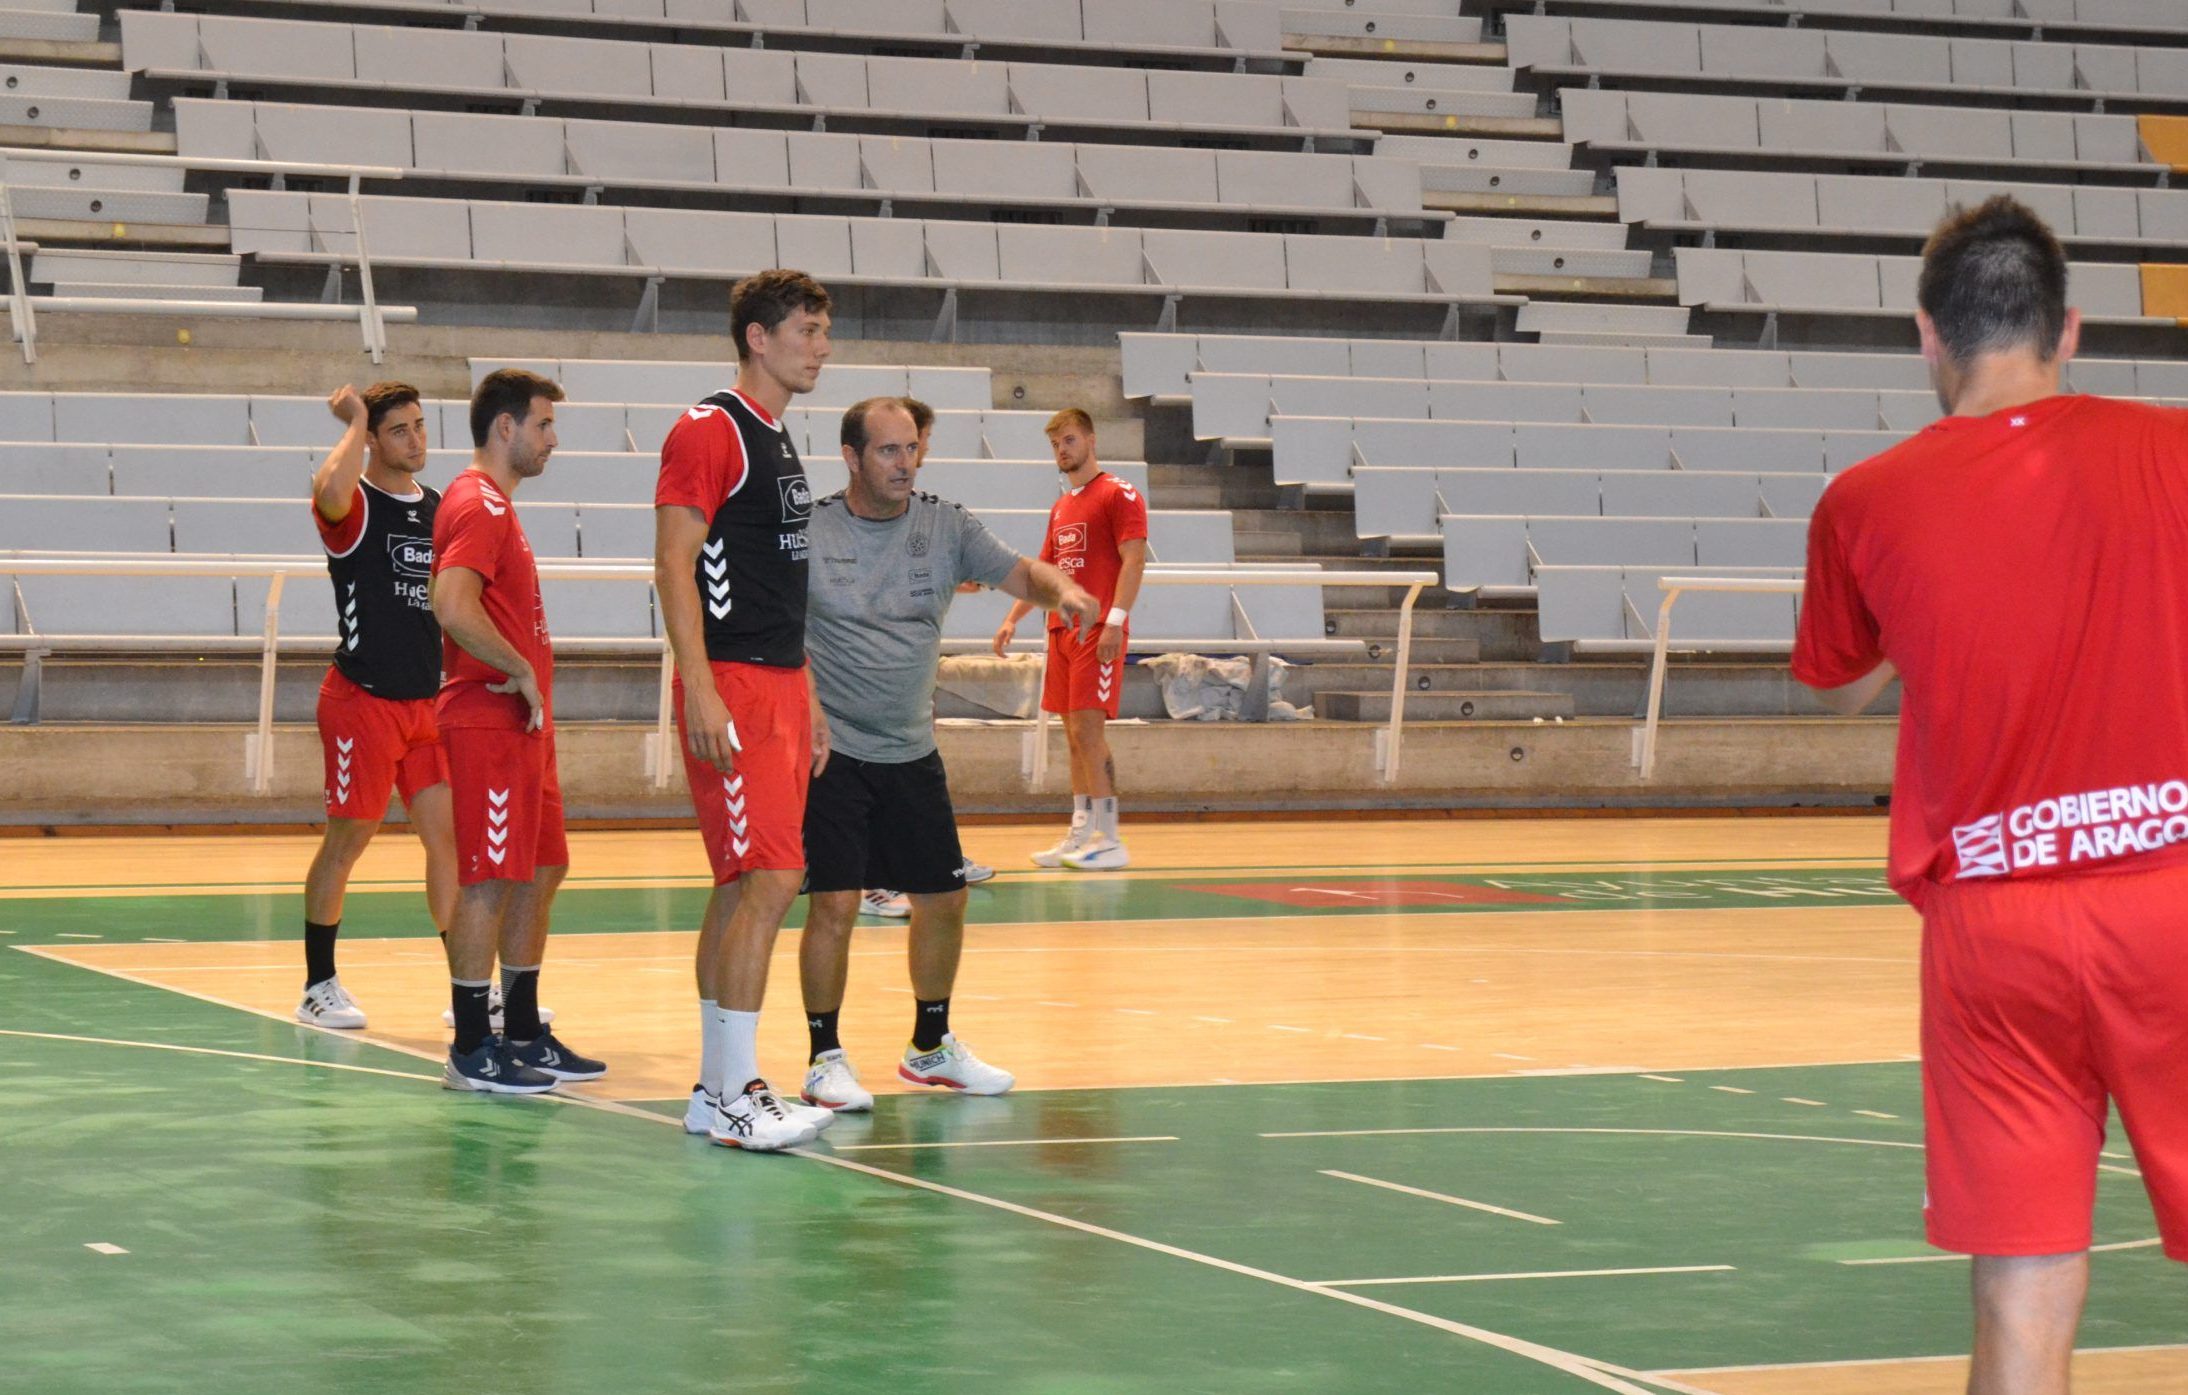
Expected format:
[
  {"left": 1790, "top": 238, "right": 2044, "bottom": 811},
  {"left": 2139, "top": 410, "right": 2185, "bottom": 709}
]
[
  {"left": 298, "top": 381, "right": 454, "bottom": 1030},
  {"left": 797, "top": 398, "right": 1100, "bottom": 1111},
  {"left": 858, "top": 395, "right": 994, "bottom": 920},
  {"left": 428, "top": 368, "right": 606, "bottom": 1094},
  {"left": 992, "top": 408, "right": 1148, "bottom": 871},
  {"left": 1794, "top": 196, "right": 2188, "bottom": 1395},
  {"left": 654, "top": 269, "right": 840, "bottom": 1152}
]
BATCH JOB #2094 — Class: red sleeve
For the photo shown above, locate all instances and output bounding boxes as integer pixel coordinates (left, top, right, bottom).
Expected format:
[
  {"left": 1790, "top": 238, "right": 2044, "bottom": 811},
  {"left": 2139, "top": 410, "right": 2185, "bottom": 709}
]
[
  {"left": 313, "top": 487, "right": 366, "bottom": 556},
  {"left": 1790, "top": 486, "right": 1884, "bottom": 690},
  {"left": 1039, "top": 502, "right": 1058, "bottom": 566},
  {"left": 1110, "top": 477, "right": 1150, "bottom": 545},
  {"left": 435, "top": 490, "right": 506, "bottom": 584},
  {"left": 655, "top": 406, "right": 747, "bottom": 513}
]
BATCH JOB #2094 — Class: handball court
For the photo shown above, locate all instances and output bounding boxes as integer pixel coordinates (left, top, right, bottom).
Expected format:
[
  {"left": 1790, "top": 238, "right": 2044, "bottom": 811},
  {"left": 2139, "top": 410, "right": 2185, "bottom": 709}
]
[{"left": 4, "top": 817, "right": 2181, "bottom": 1395}]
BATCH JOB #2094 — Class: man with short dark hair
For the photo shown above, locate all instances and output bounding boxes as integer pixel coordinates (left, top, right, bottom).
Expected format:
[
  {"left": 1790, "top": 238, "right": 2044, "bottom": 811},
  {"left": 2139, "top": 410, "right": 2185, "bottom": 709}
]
[
  {"left": 797, "top": 397, "right": 1099, "bottom": 1111},
  {"left": 1794, "top": 195, "right": 2188, "bottom": 1393},
  {"left": 993, "top": 407, "right": 1147, "bottom": 871},
  {"left": 656, "top": 269, "right": 839, "bottom": 1151},
  {"left": 299, "top": 381, "right": 452, "bottom": 1029},
  {"left": 430, "top": 368, "right": 605, "bottom": 1093}
]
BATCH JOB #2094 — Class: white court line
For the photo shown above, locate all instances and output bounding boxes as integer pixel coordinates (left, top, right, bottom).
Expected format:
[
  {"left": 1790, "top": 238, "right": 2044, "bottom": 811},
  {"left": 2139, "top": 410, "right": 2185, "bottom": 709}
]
[
  {"left": 84, "top": 1243, "right": 129, "bottom": 1256},
  {"left": 1420, "top": 1043, "right": 1459, "bottom": 1052},
  {"left": 1640, "top": 1075, "right": 1684, "bottom": 1084},
  {"left": 1194, "top": 1016, "right": 1233, "bottom": 1025},
  {"left": 1853, "top": 1110, "right": 1897, "bottom": 1120},
  {"left": 1781, "top": 1098, "right": 1826, "bottom": 1107},
  {"left": 1839, "top": 1237, "right": 2164, "bottom": 1267},
  {"left": 1663, "top": 1341, "right": 2188, "bottom": 1375},
  {"left": 833, "top": 1135, "right": 1178, "bottom": 1153},
  {"left": 1270, "top": 1024, "right": 1311, "bottom": 1033},
  {"left": 0, "top": 1027, "right": 440, "bottom": 1083},
  {"left": 1319, "top": 1265, "right": 1735, "bottom": 1287},
  {"left": 1323, "top": 1169, "right": 1559, "bottom": 1226},
  {"left": 1116, "top": 1008, "right": 1157, "bottom": 1016},
  {"left": 1709, "top": 1086, "right": 1754, "bottom": 1095}
]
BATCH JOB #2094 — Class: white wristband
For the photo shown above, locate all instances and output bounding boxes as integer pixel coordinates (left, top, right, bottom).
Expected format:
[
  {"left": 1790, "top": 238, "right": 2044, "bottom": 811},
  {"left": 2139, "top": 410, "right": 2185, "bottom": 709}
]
[{"left": 1105, "top": 607, "right": 1129, "bottom": 627}]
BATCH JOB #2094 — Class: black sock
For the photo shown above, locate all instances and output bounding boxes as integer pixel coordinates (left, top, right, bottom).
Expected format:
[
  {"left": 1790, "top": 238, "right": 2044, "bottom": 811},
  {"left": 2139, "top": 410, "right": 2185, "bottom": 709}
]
[
  {"left": 501, "top": 966, "right": 542, "bottom": 1042},
  {"left": 451, "top": 981, "right": 492, "bottom": 1055},
  {"left": 807, "top": 1008, "right": 841, "bottom": 1061},
  {"left": 304, "top": 920, "right": 339, "bottom": 988},
  {"left": 913, "top": 998, "right": 951, "bottom": 1052}
]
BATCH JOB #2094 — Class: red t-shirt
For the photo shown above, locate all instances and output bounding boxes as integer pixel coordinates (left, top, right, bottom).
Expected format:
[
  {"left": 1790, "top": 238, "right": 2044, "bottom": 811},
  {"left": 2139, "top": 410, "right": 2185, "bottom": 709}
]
[
  {"left": 432, "top": 468, "right": 553, "bottom": 731},
  {"left": 1039, "top": 471, "right": 1149, "bottom": 631},
  {"left": 1793, "top": 393, "right": 2188, "bottom": 906}
]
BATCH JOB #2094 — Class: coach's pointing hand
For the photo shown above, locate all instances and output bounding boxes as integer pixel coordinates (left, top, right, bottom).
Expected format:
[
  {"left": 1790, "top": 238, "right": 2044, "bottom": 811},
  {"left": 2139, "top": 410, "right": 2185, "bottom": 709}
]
[{"left": 487, "top": 666, "right": 546, "bottom": 734}]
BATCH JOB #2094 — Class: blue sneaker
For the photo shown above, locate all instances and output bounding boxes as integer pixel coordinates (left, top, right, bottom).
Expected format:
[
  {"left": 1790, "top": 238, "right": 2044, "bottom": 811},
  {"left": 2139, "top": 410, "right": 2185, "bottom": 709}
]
[
  {"left": 444, "top": 1035, "right": 558, "bottom": 1094},
  {"left": 506, "top": 1030, "right": 607, "bottom": 1081}
]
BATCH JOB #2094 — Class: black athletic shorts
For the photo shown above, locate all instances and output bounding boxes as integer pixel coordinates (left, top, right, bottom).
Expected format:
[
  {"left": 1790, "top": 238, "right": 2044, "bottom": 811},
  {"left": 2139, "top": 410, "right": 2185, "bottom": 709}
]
[{"left": 803, "top": 749, "right": 966, "bottom": 896}]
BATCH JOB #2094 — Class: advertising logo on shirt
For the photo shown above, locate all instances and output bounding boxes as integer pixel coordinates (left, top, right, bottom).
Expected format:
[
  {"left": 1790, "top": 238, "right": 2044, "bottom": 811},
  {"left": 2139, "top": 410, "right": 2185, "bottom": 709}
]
[
  {"left": 778, "top": 475, "right": 813, "bottom": 524},
  {"left": 1954, "top": 779, "right": 2188, "bottom": 879},
  {"left": 388, "top": 534, "right": 433, "bottom": 579}
]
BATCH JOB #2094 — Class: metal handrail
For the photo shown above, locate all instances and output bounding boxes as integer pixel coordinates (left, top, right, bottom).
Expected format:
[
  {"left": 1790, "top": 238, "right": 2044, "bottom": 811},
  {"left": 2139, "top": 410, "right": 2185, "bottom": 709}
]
[
  {"left": 0, "top": 150, "right": 407, "bottom": 363},
  {"left": 1636, "top": 574, "right": 1806, "bottom": 781},
  {"left": 0, "top": 556, "right": 1439, "bottom": 792}
]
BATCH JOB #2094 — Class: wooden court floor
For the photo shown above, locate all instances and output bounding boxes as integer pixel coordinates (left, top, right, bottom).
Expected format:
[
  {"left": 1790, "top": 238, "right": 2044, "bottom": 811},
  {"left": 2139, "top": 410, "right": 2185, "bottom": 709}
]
[{"left": 2, "top": 816, "right": 2181, "bottom": 1394}]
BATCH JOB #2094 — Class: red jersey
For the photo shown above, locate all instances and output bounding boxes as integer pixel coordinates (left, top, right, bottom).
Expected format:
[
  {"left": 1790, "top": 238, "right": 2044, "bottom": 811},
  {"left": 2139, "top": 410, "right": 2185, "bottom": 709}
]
[
  {"left": 1039, "top": 470, "right": 1148, "bottom": 631},
  {"left": 432, "top": 468, "right": 553, "bottom": 732},
  {"left": 1793, "top": 393, "right": 2188, "bottom": 905},
  {"left": 654, "top": 387, "right": 810, "bottom": 667}
]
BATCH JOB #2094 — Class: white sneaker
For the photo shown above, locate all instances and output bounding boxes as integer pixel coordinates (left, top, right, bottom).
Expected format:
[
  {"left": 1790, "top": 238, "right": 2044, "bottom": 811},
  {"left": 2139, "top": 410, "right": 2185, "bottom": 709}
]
[
  {"left": 706, "top": 1079, "right": 820, "bottom": 1152},
  {"left": 1060, "top": 835, "right": 1129, "bottom": 871},
  {"left": 959, "top": 856, "right": 995, "bottom": 885},
  {"left": 898, "top": 1033, "right": 1015, "bottom": 1095},
  {"left": 442, "top": 984, "right": 555, "bottom": 1033},
  {"left": 802, "top": 1049, "right": 875, "bottom": 1112},
  {"left": 687, "top": 1083, "right": 835, "bottom": 1134},
  {"left": 860, "top": 889, "right": 911, "bottom": 918},
  {"left": 297, "top": 977, "right": 367, "bottom": 1030},
  {"left": 1030, "top": 824, "right": 1092, "bottom": 868}
]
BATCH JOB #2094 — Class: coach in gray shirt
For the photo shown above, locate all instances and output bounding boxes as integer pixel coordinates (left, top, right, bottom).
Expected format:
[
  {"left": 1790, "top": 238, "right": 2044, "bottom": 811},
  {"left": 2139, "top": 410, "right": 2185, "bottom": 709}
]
[{"left": 794, "top": 396, "right": 1098, "bottom": 1112}]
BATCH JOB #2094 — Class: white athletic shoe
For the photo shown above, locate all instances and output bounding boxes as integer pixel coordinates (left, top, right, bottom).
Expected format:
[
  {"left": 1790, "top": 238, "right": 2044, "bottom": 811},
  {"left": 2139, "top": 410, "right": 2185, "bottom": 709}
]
[
  {"left": 297, "top": 977, "right": 367, "bottom": 1030},
  {"left": 706, "top": 1080, "right": 820, "bottom": 1152},
  {"left": 1060, "top": 835, "right": 1129, "bottom": 872},
  {"left": 959, "top": 856, "right": 996, "bottom": 885},
  {"left": 688, "top": 1082, "right": 834, "bottom": 1138},
  {"left": 898, "top": 1033, "right": 1015, "bottom": 1095},
  {"left": 802, "top": 1049, "right": 875, "bottom": 1112},
  {"left": 441, "top": 984, "right": 555, "bottom": 1033},
  {"left": 860, "top": 889, "right": 912, "bottom": 919},
  {"left": 1030, "top": 824, "right": 1092, "bottom": 868}
]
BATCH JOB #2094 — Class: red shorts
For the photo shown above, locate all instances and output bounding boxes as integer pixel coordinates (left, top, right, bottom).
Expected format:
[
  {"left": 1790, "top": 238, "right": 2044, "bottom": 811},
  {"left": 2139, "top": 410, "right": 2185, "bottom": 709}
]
[
  {"left": 1922, "top": 865, "right": 2188, "bottom": 1259},
  {"left": 1042, "top": 624, "right": 1125, "bottom": 718},
  {"left": 675, "top": 661, "right": 811, "bottom": 884},
  {"left": 316, "top": 668, "right": 447, "bottom": 821},
  {"left": 443, "top": 724, "right": 567, "bottom": 887}
]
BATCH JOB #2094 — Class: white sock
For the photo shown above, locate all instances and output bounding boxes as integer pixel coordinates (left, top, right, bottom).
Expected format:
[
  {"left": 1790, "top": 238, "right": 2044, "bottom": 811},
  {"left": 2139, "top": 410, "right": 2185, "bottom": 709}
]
[
  {"left": 1094, "top": 796, "right": 1119, "bottom": 839},
  {"left": 710, "top": 1004, "right": 762, "bottom": 1092},
  {"left": 1070, "top": 794, "right": 1091, "bottom": 830},
  {"left": 699, "top": 998, "right": 722, "bottom": 1098}
]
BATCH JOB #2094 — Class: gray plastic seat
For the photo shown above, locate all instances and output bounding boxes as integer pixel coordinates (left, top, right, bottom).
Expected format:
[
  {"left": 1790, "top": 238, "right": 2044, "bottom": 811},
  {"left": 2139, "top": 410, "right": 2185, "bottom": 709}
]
[
  {"left": 12, "top": 575, "right": 238, "bottom": 637},
  {"left": 1601, "top": 471, "right": 1758, "bottom": 520},
  {"left": 1517, "top": 424, "right": 1672, "bottom": 472},
  {"left": 1534, "top": 565, "right": 1627, "bottom": 643},
  {"left": 1670, "top": 427, "right": 1829, "bottom": 475},
  {"left": 931, "top": 138, "right": 1076, "bottom": 201},
  {"left": 0, "top": 495, "right": 169, "bottom": 551},
  {"left": 413, "top": 111, "right": 565, "bottom": 177},
  {"left": 1433, "top": 382, "right": 1584, "bottom": 424},
  {"left": 1582, "top": 385, "right": 1734, "bottom": 428},
  {"left": 565, "top": 117, "right": 715, "bottom": 184},
  {"left": 1695, "top": 518, "right": 1809, "bottom": 567},
  {"left": 1142, "top": 229, "right": 1288, "bottom": 292},
  {"left": 56, "top": 394, "right": 248, "bottom": 446},
  {"left": 112, "top": 446, "right": 314, "bottom": 500},
  {"left": 996, "top": 225, "right": 1145, "bottom": 287},
  {"left": 1076, "top": 144, "right": 1216, "bottom": 205},
  {"left": 0, "top": 444, "right": 108, "bottom": 495},
  {"left": 542, "top": 576, "right": 656, "bottom": 638},
  {"left": 624, "top": 208, "right": 777, "bottom": 277},
  {"left": 1530, "top": 516, "right": 1696, "bottom": 568},
  {"left": 1441, "top": 514, "right": 1534, "bottom": 589}
]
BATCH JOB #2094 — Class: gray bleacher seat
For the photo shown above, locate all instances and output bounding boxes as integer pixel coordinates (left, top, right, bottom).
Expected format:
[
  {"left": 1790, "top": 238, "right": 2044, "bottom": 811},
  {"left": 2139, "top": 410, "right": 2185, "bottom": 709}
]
[
  {"left": 1759, "top": 474, "right": 1829, "bottom": 519},
  {"left": 1434, "top": 381, "right": 1584, "bottom": 424},
  {"left": 1647, "top": 348, "right": 1791, "bottom": 388},
  {"left": 1350, "top": 340, "right": 1429, "bottom": 381},
  {"left": 1582, "top": 385, "right": 1734, "bottom": 428},
  {"left": 1624, "top": 567, "right": 1798, "bottom": 645},
  {"left": 474, "top": 202, "right": 626, "bottom": 270},
  {"left": 1201, "top": 336, "right": 1349, "bottom": 379},
  {"left": 1791, "top": 353, "right": 1932, "bottom": 391},
  {"left": 1501, "top": 344, "right": 1650, "bottom": 387},
  {"left": 10, "top": 575, "right": 237, "bottom": 637},
  {"left": 931, "top": 138, "right": 1076, "bottom": 201},
  {"left": 515, "top": 454, "right": 657, "bottom": 507},
  {"left": 1730, "top": 389, "right": 1882, "bottom": 431},
  {"left": 541, "top": 577, "right": 657, "bottom": 639},
  {"left": 1284, "top": 234, "right": 1422, "bottom": 297},
  {"left": 868, "top": 54, "right": 1009, "bottom": 117},
  {"left": 354, "top": 21, "right": 502, "bottom": 92},
  {"left": 1423, "top": 343, "right": 1504, "bottom": 382},
  {"left": 566, "top": 117, "right": 715, "bottom": 185},
  {"left": 111, "top": 446, "right": 315, "bottom": 501},
  {"left": 1218, "top": 150, "right": 1353, "bottom": 210},
  {"left": 996, "top": 225, "right": 1145, "bottom": 287},
  {"left": 1141, "top": 229, "right": 1288, "bottom": 292},
  {"left": 0, "top": 495, "right": 169, "bottom": 552},
  {"left": 1441, "top": 514, "right": 1532, "bottom": 589},
  {"left": 1269, "top": 415, "right": 1356, "bottom": 490},
  {"left": 980, "top": 412, "right": 1064, "bottom": 461},
  {"left": 414, "top": 110, "right": 565, "bottom": 176},
  {"left": 1007, "top": 63, "right": 1149, "bottom": 125},
  {"left": 1533, "top": 565, "right": 1627, "bottom": 645},
  {"left": 1602, "top": 472, "right": 1759, "bottom": 519},
  {"left": 624, "top": 207, "right": 776, "bottom": 277},
  {"left": 1518, "top": 424, "right": 1672, "bottom": 472},
  {"left": 1823, "top": 430, "right": 1901, "bottom": 471},
  {"left": 1357, "top": 419, "right": 1515, "bottom": 469},
  {"left": 0, "top": 445, "right": 108, "bottom": 496},
  {"left": 1076, "top": 144, "right": 1216, "bottom": 206},
  {"left": 170, "top": 499, "right": 315, "bottom": 555},
  {"left": 858, "top": 134, "right": 935, "bottom": 194},
  {"left": 1120, "top": 333, "right": 1198, "bottom": 400},
  {"left": 54, "top": 395, "right": 247, "bottom": 446},
  {"left": 1671, "top": 427, "right": 1829, "bottom": 474},
  {"left": 1695, "top": 518, "right": 1807, "bottom": 567},
  {"left": 1532, "top": 516, "right": 1696, "bottom": 569}
]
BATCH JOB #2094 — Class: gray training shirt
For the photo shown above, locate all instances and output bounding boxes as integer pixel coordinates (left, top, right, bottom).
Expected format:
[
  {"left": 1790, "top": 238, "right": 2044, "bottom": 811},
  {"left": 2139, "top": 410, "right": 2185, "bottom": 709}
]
[{"left": 805, "top": 490, "right": 1023, "bottom": 763}]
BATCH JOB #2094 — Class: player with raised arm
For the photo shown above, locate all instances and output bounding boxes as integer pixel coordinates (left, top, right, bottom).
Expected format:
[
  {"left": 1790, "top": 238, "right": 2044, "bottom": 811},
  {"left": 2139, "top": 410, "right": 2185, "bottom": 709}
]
[
  {"left": 655, "top": 270, "right": 839, "bottom": 1152},
  {"left": 1794, "top": 197, "right": 2188, "bottom": 1395},
  {"left": 992, "top": 408, "right": 1147, "bottom": 871},
  {"left": 797, "top": 397, "right": 1099, "bottom": 1111},
  {"left": 429, "top": 369, "right": 605, "bottom": 1094},
  {"left": 298, "top": 382, "right": 453, "bottom": 1030}
]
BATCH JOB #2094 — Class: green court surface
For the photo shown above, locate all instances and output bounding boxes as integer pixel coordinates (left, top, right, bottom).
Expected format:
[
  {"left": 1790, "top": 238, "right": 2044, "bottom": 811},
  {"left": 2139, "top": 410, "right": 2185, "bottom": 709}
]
[{"left": 2, "top": 870, "right": 2180, "bottom": 1394}]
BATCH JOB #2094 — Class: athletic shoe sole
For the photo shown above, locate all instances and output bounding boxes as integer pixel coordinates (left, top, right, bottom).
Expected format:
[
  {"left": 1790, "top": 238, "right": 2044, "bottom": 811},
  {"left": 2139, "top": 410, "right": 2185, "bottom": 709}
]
[
  {"left": 899, "top": 1064, "right": 1014, "bottom": 1096},
  {"left": 296, "top": 1010, "right": 366, "bottom": 1030},
  {"left": 526, "top": 1062, "right": 607, "bottom": 1081},
  {"left": 708, "top": 1126, "right": 817, "bottom": 1152},
  {"left": 442, "top": 1072, "right": 557, "bottom": 1096},
  {"left": 799, "top": 1090, "right": 873, "bottom": 1112}
]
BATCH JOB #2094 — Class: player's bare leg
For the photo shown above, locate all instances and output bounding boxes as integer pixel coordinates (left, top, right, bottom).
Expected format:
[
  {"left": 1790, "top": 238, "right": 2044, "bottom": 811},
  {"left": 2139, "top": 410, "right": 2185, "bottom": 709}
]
[
  {"left": 690, "top": 868, "right": 827, "bottom": 1142},
  {"left": 404, "top": 781, "right": 457, "bottom": 936},
  {"left": 1033, "top": 713, "right": 1098, "bottom": 867},
  {"left": 297, "top": 816, "right": 382, "bottom": 1028},
  {"left": 1967, "top": 1253, "right": 2086, "bottom": 1395},
  {"left": 1061, "top": 710, "right": 1126, "bottom": 870}
]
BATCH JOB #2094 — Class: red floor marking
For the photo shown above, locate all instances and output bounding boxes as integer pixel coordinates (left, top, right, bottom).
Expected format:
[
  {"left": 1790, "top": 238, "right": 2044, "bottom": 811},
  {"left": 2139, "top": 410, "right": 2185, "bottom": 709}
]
[{"left": 1180, "top": 880, "right": 1571, "bottom": 909}]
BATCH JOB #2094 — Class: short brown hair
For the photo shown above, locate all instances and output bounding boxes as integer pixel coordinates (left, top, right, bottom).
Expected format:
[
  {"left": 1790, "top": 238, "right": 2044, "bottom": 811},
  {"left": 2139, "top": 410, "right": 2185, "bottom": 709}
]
[
  {"left": 902, "top": 396, "right": 936, "bottom": 433},
  {"left": 469, "top": 368, "right": 564, "bottom": 448},
  {"left": 1918, "top": 196, "right": 2070, "bottom": 366},
  {"left": 1044, "top": 407, "right": 1094, "bottom": 437},
  {"left": 362, "top": 380, "right": 421, "bottom": 433},
  {"left": 730, "top": 269, "right": 833, "bottom": 363},
  {"left": 840, "top": 396, "right": 914, "bottom": 455}
]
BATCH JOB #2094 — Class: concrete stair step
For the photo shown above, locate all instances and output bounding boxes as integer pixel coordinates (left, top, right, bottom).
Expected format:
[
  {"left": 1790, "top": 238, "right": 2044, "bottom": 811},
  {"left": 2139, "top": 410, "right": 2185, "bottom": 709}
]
[
  {"left": 11, "top": 187, "right": 210, "bottom": 224},
  {"left": 1421, "top": 165, "right": 1596, "bottom": 198},
  {"left": 1533, "top": 330, "right": 1715, "bottom": 348},
  {"left": 1230, "top": 507, "right": 1363, "bottom": 551},
  {"left": 1234, "top": 529, "right": 1304, "bottom": 556},
  {"left": 1287, "top": 35, "right": 1507, "bottom": 65},
  {"left": 1323, "top": 607, "right": 1489, "bottom": 640},
  {"left": 1348, "top": 635, "right": 1481, "bottom": 665},
  {"left": 0, "top": 8, "right": 98, "bottom": 43},
  {"left": 1350, "top": 89, "right": 1540, "bottom": 122},
  {"left": 1318, "top": 688, "right": 1576, "bottom": 721},
  {"left": 1426, "top": 190, "right": 1619, "bottom": 219},
  {"left": 1355, "top": 111, "right": 1562, "bottom": 140},
  {"left": 0, "top": 60, "right": 129, "bottom": 98},
  {"left": 31, "top": 246, "right": 241, "bottom": 286},
  {"left": 1283, "top": 662, "right": 1487, "bottom": 698},
  {"left": 1449, "top": 214, "right": 1631, "bottom": 251},
  {"left": 1496, "top": 273, "right": 1679, "bottom": 301},
  {"left": 1490, "top": 246, "right": 1654, "bottom": 279},
  {"left": 1148, "top": 461, "right": 1280, "bottom": 509}
]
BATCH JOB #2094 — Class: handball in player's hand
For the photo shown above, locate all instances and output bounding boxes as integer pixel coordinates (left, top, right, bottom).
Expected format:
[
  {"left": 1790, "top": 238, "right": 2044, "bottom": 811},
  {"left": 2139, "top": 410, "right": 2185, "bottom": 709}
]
[{"left": 328, "top": 385, "right": 366, "bottom": 425}]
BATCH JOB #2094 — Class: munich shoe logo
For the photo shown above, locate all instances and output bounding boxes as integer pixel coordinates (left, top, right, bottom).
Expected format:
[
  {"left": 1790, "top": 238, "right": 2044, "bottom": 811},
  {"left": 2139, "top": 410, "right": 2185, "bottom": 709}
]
[
  {"left": 485, "top": 787, "right": 511, "bottom": 866},
  {"left": 1951, "top": 814, "right": 2009, "bottom": 879}
]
